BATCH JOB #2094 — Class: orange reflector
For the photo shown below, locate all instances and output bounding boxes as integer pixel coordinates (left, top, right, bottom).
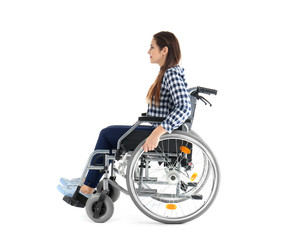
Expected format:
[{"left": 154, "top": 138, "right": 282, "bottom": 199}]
[
  {"left": 180, "top": 146, "right": 191, "bottom": 154},
  {"left": 166, "top": 204, "right": 177, "bottom": 210},
  {"left": 191, "top": 173, "right": 198, "bottom": 181}
]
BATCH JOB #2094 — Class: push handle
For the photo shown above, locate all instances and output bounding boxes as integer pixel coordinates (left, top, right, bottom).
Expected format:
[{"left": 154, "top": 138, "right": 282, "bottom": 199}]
[
  {"left": 197, "top": 87, "right": 217, "bottom": 95},
  {"left": 190, "top": 86, "right": 218, "bottom": 107}
]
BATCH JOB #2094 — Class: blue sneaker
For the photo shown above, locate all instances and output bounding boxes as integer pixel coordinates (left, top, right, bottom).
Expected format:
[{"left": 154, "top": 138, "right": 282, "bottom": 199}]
[
  {"left": 59, "top": 177, "right": 81, "bottom": 186},
  {"left": 57, "top": 184, "right": 77, "bottom": 197},
  {"left": 57, "top": 184, "right": 92, "bottom": 198}
]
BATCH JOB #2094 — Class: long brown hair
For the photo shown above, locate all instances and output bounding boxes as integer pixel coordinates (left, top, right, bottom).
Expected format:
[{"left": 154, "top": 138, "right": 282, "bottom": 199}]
[{"left": 146, "top": 31, "right": 181, "bottom": 106}]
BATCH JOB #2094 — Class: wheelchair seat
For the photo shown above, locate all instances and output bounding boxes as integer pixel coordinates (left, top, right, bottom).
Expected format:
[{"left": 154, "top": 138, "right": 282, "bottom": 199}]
[{"left": 120, "top": 129, "right": 153, "bottom": 152}]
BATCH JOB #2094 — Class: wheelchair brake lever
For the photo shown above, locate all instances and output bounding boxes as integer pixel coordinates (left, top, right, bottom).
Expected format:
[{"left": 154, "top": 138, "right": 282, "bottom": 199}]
[{"left": 198, "top": 95, "right": 212, "bottom": 107}]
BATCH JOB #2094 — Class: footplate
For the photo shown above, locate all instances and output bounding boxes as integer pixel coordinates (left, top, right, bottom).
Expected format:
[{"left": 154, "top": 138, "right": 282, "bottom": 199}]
[{"left": 63, "top": 186, "right": 88, "bottom": 208}]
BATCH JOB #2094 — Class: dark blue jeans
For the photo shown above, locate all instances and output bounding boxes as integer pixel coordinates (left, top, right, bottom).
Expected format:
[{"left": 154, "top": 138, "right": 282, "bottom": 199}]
[{"left": 84, "top": 125, "right": 154, "bottom": 188}]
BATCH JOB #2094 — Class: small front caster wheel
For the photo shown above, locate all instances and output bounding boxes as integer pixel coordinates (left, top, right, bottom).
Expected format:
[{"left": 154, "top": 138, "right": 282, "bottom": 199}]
[
  {"left": 97, "top": 180, "right": 121, "bottom": 202},
  {"left": 85, "top": 193, "right": 114, "bottom": 223}
]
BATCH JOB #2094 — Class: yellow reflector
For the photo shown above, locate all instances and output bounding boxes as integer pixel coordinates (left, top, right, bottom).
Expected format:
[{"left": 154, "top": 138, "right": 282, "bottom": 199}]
[
  {"left": 191, "top": 173, "right": 198, "bottom": 181},
  {"left": 166, "top": 204, "right": 177, "bottom": 210},
  {"left": 180, "top": 146, "right": 191, "bottom": 154}
]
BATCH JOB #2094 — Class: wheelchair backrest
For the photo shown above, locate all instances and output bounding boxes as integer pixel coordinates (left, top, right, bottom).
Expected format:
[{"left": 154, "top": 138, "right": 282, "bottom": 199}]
[{"left": 185, "top": 88, "right": 197, "bottom": 129}]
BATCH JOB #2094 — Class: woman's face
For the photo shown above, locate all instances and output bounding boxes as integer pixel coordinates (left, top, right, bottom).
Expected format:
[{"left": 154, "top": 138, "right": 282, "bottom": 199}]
[{"left": 148, "top": 38, "right": 167, "bottom": 67}]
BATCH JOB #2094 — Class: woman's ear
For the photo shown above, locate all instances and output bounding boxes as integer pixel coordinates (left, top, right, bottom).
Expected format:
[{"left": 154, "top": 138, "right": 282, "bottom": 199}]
[{"left": 162, "top": 46, "right": 169, "bottom": 56}]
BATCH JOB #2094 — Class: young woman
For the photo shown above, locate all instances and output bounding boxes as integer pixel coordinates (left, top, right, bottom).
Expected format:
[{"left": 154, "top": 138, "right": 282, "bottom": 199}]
[{"left": 57, "top": 31, "right": 192, "bottom": 197}]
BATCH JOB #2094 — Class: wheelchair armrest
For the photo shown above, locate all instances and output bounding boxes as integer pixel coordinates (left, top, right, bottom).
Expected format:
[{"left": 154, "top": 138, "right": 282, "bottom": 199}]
[
  {"left": 138, "top": 116, "right": 166, "bottom": 123},
  {"left": 139, "top": 115, "right": 192, "bottom": 124}
]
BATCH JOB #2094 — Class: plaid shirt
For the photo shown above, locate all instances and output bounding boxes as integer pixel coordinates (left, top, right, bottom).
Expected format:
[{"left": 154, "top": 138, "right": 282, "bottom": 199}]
[{"left": 147, "top": 65, "right": 191, "bottom": 133}]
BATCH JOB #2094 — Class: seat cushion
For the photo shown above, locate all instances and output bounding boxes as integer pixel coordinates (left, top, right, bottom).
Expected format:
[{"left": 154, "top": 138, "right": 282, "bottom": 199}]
[{"left": 120, "top": 129, "right": 153, "bottom": 151}]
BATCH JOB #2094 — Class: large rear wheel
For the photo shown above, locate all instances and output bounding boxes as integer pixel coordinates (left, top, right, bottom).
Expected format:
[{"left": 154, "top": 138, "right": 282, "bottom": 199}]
[{"left": 126, "top": 130, "right": 220, "bottom": 224}]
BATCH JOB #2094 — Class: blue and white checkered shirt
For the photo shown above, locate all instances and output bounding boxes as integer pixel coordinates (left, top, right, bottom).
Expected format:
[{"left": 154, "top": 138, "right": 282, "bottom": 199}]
[{"left": 147, "top": 65, "right": 191, "bottom": 133}]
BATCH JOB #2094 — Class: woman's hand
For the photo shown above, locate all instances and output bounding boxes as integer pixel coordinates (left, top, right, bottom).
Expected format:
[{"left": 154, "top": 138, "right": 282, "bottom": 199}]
[
  {"left": 142, "top": 133, "right": 160, "bottom": 152},
  {"left": 142, "top": 126, "right": 167, "bottom": 152}
]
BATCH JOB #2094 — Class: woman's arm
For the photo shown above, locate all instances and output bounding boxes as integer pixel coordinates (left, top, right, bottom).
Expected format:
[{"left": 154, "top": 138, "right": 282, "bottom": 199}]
[{"left": 160, "top": 70, "right": 191, "bottom": 133}]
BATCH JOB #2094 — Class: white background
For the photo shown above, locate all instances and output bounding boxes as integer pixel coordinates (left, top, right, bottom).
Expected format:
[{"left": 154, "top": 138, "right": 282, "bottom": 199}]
[{"left": 0, "top": 0, "right": 286, "bottom": 239}]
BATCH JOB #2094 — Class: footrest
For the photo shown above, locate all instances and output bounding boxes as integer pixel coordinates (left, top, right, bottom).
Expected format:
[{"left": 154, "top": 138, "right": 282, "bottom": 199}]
[{"left": 63, "top": 193, "right": 88, "bottom": 208}]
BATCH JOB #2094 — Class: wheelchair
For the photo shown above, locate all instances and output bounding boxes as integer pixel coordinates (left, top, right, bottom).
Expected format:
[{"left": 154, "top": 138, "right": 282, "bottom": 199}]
[{"left": 63, "top": 86, "right": 220, "bottom": 224}]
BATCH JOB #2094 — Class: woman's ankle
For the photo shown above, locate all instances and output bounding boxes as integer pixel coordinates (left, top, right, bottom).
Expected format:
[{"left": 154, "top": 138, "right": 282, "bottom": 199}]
[{"left": 80, "top": 185, "right": 95, "bottom": 194}]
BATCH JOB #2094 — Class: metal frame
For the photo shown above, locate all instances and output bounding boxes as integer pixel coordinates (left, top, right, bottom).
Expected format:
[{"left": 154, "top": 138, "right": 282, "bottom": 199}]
[{"left": 78, "top": 87, "right": 200, "bottom": 195}]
